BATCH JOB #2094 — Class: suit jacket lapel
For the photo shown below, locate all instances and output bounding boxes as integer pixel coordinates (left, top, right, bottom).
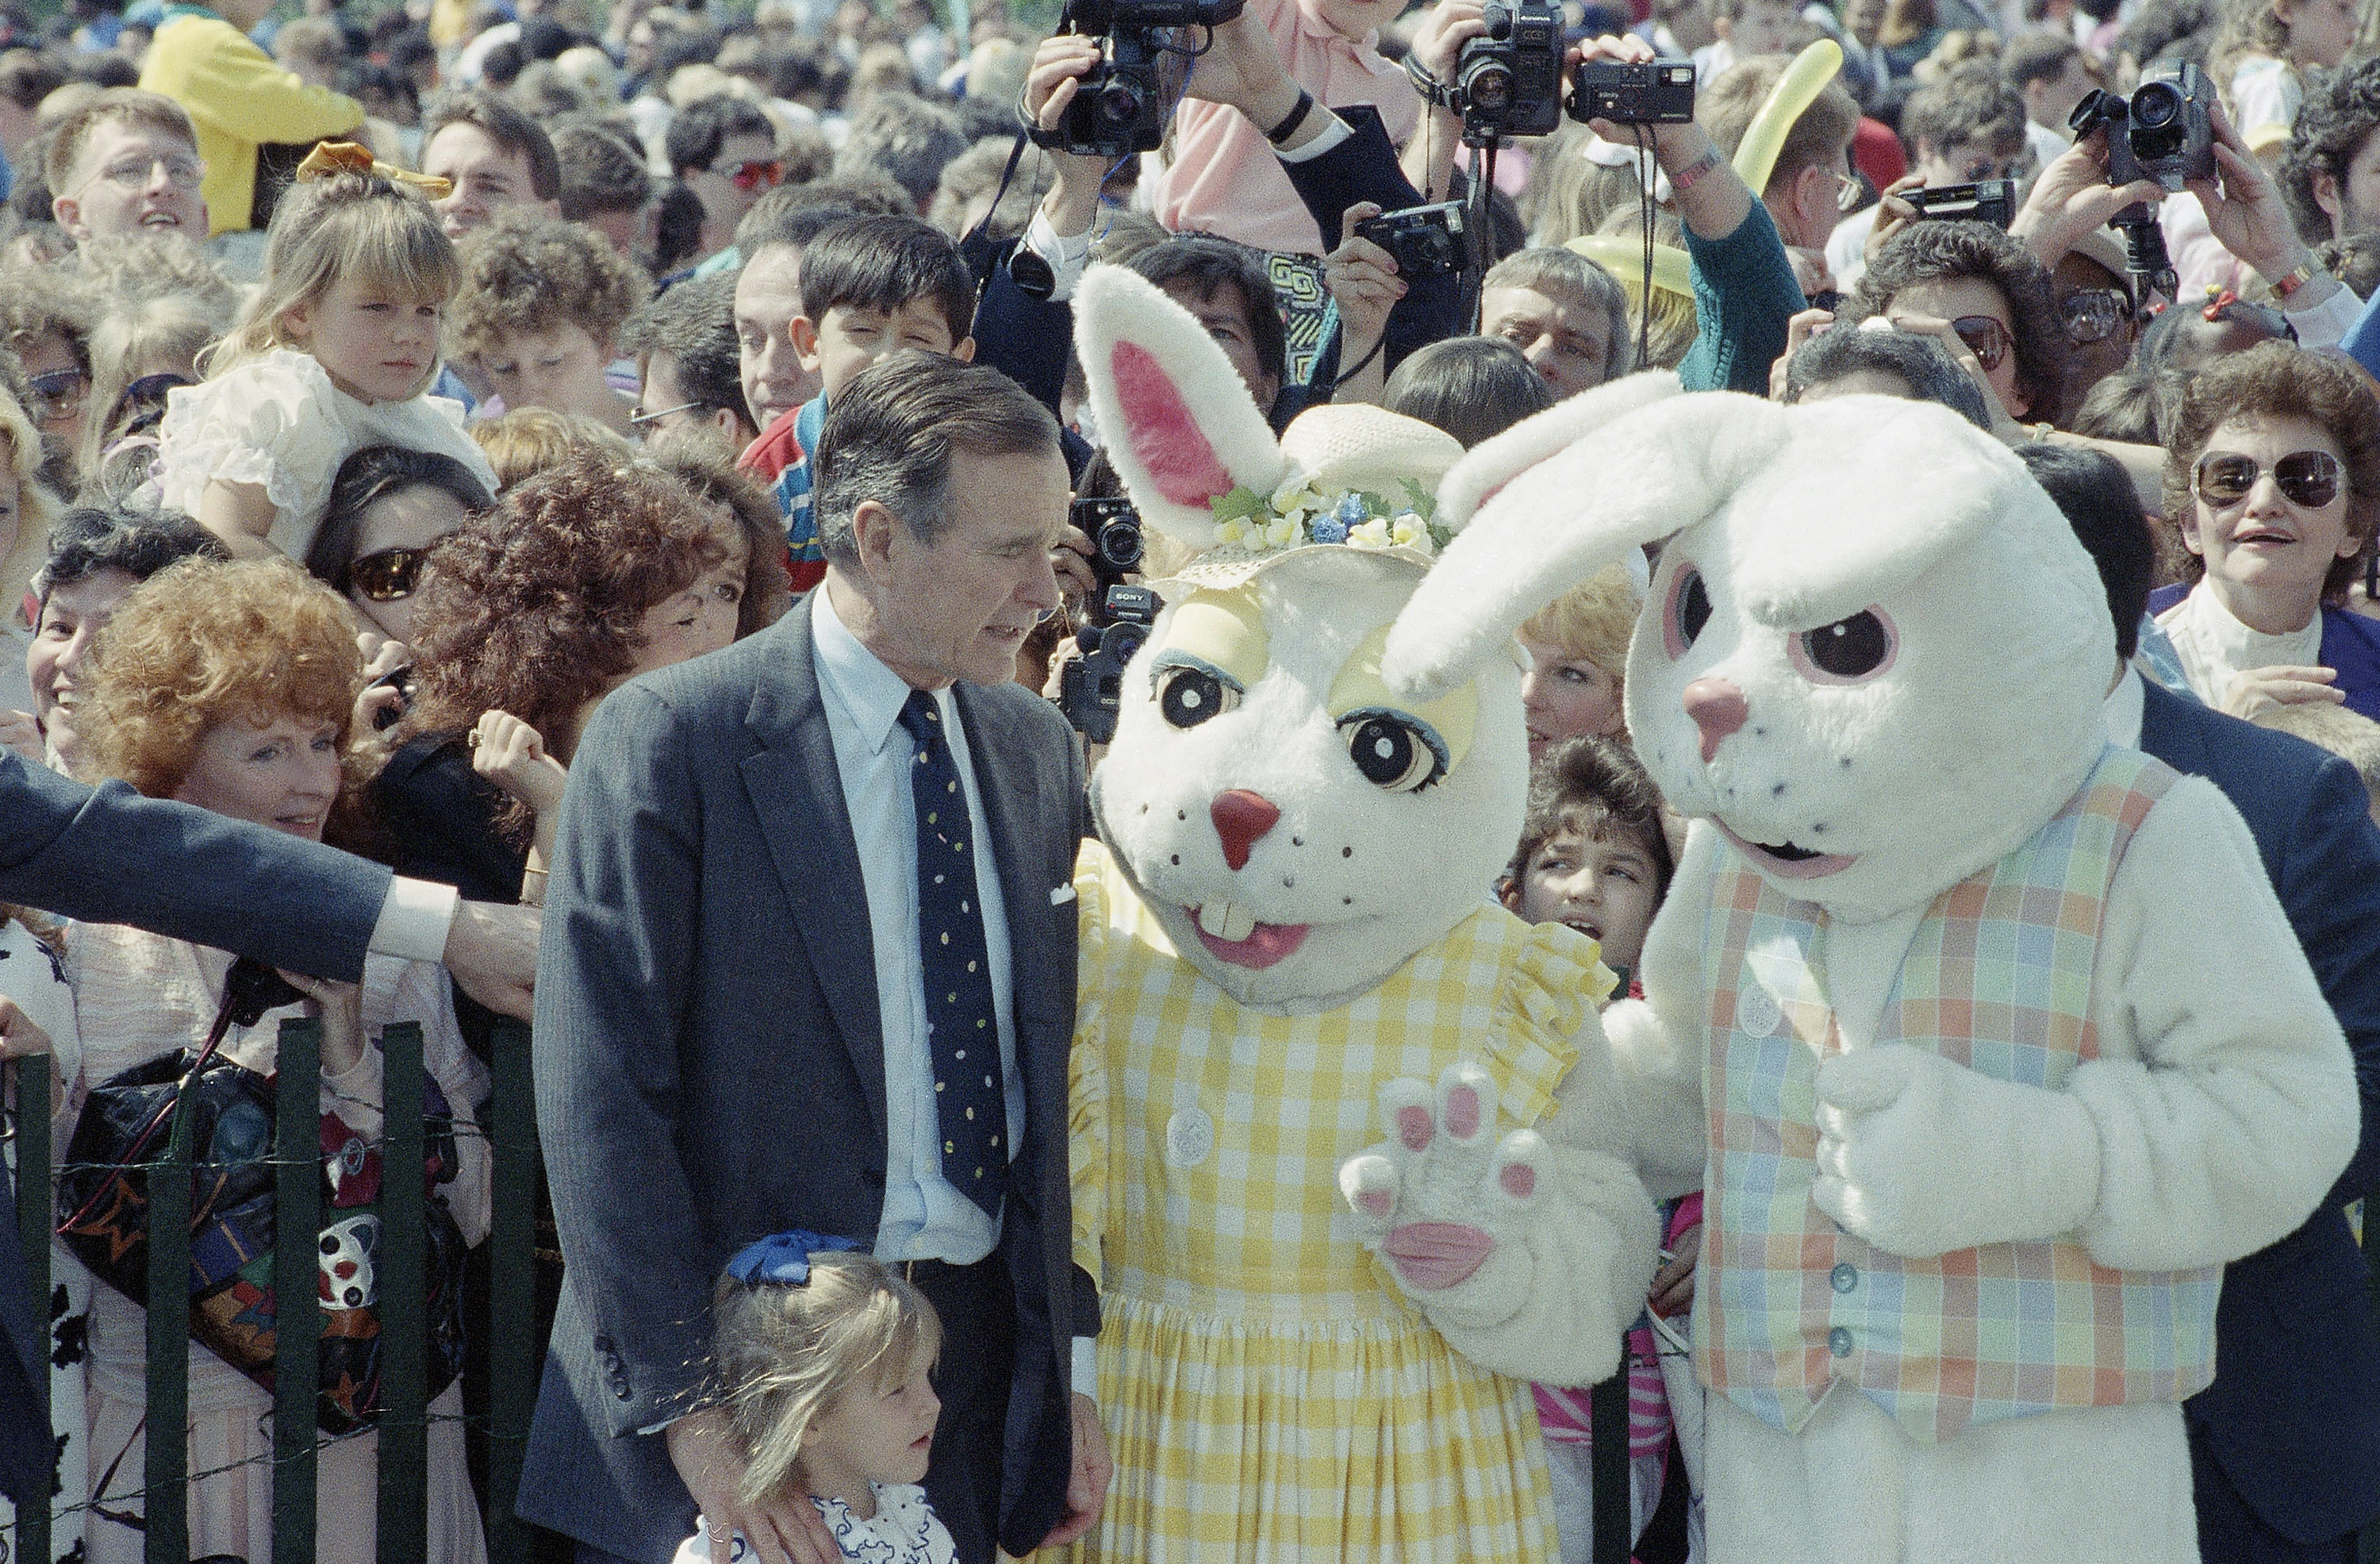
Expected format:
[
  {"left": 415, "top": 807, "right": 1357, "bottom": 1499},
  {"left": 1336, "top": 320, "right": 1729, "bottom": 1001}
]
[
  {"left": 954, "top": 683, "right": 1065, "bottom": 1023},
  {"left": 739, "top": 595, "right": 889, "bottom": 1142}
]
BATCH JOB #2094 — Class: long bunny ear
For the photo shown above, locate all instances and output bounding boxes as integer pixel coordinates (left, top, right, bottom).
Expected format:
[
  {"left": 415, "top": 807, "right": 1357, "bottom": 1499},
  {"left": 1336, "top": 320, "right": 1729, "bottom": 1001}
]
[
  {"left": 1435, "top": 370, "right": 1685, "bottom": 534},
  {"left": 1385, "top": 390, "right": 1794, "bottom": 699},
  {"left": 1075, "top": 265, "right": 1292, "bottom": 549}
]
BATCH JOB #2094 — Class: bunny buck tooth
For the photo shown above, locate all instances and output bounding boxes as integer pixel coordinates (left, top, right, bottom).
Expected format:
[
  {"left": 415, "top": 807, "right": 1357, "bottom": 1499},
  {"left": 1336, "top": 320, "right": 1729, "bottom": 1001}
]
[
  {"left": 1198, "top": 901, "right": 1230, "bottom": 938},
  {"left": 1223, "top": 903, "right": 1257, "bottom": 942}
]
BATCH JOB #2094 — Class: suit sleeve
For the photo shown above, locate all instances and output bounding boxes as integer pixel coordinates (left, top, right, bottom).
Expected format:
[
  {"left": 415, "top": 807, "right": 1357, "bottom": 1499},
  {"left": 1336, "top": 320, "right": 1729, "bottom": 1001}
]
[
  {"left": 2278, "top": 753, "right": 2380, "bottom": 1215},
  {"left": 969, "top": 252, "right": 1072, "bottom": 418},
  {"left": 533, "top": 683, "right": 718, "bottom": 1432},
  {"left": 0, "top": 752, "right": 385, "bottom": 980}
]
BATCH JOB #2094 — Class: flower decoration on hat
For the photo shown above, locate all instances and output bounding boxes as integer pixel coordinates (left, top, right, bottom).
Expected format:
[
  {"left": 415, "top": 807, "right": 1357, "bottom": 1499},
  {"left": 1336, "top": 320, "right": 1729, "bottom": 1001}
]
[{"left": 1208, "top": 476, "right": 1450, "bottom": 560}]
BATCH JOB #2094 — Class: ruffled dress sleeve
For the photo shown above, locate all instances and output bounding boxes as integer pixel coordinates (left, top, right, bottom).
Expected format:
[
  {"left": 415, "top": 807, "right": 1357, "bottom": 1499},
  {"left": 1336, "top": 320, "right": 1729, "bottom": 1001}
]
[
  {"left": 1490, "top": 918, "right": 1615, "bottom": 1131},
  {"left": 1069, "top": 840, "right": 1113, "bottom": 1289},
  {"left": 151, "top": 349, "right": 351, "bottom": 554}
]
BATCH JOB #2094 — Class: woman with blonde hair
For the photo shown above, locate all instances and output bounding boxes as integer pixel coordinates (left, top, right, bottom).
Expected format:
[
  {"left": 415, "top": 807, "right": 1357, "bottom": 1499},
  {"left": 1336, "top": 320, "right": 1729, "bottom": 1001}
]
[
  {"left": 75, "top": 292, "right": 232, "bottom": 495},
  {"left": 144, "top": 153, "right": 498, "bottom": 560},
  {"left": 65, "top": 556, "right": 490, "bottom": 1564}
]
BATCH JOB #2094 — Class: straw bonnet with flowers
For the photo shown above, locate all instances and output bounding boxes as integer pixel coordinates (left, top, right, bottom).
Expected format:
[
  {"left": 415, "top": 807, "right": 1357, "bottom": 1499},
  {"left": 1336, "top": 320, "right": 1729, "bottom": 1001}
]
[{"left": 1057, "top": 262, "right": 1664, "bottom": 1562}]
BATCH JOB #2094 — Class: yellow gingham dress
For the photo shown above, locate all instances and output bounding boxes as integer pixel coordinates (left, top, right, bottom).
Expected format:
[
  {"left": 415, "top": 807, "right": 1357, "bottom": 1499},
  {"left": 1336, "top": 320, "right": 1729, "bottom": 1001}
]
[{"left": 1068, "top": 841, "right": 1601, "bottom": 1562}]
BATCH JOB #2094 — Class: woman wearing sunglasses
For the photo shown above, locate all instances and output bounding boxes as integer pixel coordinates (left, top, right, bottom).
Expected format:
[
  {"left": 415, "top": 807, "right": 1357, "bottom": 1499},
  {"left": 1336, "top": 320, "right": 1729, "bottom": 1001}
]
[
  {"left": 1848, "top": 218, "right": 2068, "bottom": 425},
  {"left": 305, "top": 444, "right": 496, "bottom": 655},
  {"left": 2152, "top": 341, "right": 2380, "bottom": 722}
]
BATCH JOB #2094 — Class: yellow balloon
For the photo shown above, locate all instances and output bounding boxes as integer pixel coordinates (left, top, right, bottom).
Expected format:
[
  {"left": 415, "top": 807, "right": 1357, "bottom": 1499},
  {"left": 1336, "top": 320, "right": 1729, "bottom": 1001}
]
[
  {"left": 1729, "top": 38, "right": 1845, "bottom": 196},
  {"left": 1566, "top": 236, "right": 1695, "bottom": 301}
]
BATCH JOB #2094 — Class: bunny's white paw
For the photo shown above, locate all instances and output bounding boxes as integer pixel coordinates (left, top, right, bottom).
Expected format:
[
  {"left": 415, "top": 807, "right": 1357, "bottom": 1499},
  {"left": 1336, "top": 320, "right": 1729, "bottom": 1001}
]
[
  {"left": 1339, "top": 1062, "right": 1662, "bottom": 1385},
  {"left": 1813, "top": 1043, "right": 2101, "bottom": 1260}
]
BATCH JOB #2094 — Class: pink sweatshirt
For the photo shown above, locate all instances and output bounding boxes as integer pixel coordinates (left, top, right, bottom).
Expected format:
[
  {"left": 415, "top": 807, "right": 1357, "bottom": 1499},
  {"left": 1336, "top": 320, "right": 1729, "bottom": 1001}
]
[{"left": 1154, "top": 0, "right": 1422, "bottom": 256}]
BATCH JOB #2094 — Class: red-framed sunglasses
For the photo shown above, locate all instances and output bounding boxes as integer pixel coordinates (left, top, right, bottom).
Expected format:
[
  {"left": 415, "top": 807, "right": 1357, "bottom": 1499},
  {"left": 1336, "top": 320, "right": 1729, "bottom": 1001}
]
[{"left": 730, "top": 159, "right": 784, "bottom": 191}]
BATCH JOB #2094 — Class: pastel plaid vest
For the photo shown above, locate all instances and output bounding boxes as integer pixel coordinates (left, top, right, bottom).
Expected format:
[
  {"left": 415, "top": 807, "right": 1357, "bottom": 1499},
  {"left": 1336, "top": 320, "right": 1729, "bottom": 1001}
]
[{"left": 1694, "top": 746, "right": 2224, "bottom": 1446}]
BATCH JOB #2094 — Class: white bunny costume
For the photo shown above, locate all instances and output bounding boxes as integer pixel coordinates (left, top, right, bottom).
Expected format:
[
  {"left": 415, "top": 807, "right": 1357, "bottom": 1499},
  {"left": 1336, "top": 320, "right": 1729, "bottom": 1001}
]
[
  {"left": 1064, "top": 268, "right": 1665, "bottom": 1562},
  {"left": 1385, "top": 375, "right": 2359, "bottom": 1562}
]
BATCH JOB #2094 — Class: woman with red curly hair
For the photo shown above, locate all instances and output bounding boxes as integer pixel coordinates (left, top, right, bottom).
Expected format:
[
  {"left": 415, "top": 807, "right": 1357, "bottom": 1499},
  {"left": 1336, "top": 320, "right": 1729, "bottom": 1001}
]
[
  {"left": 65, "top": 556, "right": 491, "bottom": 1564},
  {"left": 370, "top": 448, "right": 773, "bottom": 926}
]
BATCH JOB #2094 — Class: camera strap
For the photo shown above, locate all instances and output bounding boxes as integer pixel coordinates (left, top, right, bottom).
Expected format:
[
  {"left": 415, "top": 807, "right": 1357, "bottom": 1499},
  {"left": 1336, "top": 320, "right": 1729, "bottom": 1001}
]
[{"left": 963, "top": 130, "right": 1038, "bottom": 311}]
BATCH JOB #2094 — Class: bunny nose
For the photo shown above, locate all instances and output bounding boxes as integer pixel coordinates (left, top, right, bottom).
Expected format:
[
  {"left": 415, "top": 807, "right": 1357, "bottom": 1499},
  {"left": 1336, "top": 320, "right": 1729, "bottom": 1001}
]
[
  {"left": 1211, "top": 790, "right": 1281, "bottom": 871},
  {"left": 1683, "top": 678, "right": 1749, "bottom": 763}
]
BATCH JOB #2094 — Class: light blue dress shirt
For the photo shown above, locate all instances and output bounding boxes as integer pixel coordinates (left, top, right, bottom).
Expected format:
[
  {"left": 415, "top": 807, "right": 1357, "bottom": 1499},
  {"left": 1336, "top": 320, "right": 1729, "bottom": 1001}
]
[{"left": 811, "top": 586, "right": 1024, "bottom": 1265}]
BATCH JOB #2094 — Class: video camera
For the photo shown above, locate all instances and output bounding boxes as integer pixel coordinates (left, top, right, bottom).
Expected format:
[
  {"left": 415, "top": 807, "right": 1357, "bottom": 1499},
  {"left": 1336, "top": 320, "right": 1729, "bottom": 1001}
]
[
  {"left": 2067, "top": 60, "right": 2213, "bottom": 298},
  {"left": 1029, "top": 0, "right": 1243, "bottom": 159},
  {"left": 1060, "top": 584, "right": 1164, "bottom": 744},
  {"left": 1454, "top": 0, "right": 1566, "bottom": 142}
]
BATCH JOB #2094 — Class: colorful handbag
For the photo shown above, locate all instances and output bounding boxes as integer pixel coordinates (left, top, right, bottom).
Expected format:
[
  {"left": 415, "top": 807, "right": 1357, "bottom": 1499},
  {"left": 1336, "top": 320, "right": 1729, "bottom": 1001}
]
[{"left": 56, "top": 959, "right": 469, "bottom": 1435}]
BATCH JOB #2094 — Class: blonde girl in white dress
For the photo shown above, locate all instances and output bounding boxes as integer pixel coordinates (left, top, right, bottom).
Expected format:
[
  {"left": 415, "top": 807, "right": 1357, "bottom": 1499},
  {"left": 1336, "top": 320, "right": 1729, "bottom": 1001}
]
[{"left": 147, "top": 144, "right": 497, "bottom": 565}]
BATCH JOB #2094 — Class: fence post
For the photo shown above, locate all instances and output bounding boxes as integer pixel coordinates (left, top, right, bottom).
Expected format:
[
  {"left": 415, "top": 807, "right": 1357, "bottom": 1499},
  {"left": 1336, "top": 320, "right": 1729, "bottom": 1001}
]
[
  {"left": 1589, "top": 1370, "right": 1630, "bottom": 1562},
  {"left": 2363, "top": 1203, "right": 2379, "bottom": 1564},
  {"left": 484, "top": 1019, "right": 538, "bottom": 1562},
  {"left": 274, "top": 1016, "right": 322, "bottom": 1564},
  {"left": 9, "top": 1055, "right": 51, "bottom": 1564},
  {"left": 142, "top": 1070, "right": 199, "bottom": 1564},
  {"left": 376, "top": 1021, "right": 428, "bottom": 1564}
]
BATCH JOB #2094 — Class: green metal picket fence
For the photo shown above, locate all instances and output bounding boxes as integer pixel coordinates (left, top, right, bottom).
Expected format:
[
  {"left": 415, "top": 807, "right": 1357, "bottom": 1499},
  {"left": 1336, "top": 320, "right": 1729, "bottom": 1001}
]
[{"left": 5, "top": 1016, "right": 539, "bottom": 1564}]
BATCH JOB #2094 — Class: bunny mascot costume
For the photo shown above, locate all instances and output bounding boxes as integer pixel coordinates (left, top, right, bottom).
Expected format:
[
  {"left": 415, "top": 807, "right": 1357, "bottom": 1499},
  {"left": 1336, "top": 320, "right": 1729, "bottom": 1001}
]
[
  {"left": 1382, "top": 371, "right": 2360, "bottom": 1562},
  {"left": 1063, "top": 267, "right": 1667, "bottom": 1562}
]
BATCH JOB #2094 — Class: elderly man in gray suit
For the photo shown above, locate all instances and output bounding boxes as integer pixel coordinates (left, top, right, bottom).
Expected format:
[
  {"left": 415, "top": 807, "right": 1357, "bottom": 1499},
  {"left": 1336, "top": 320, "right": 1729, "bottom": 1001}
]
[{"left": 524, "top": 351, "right": 1111, "bottom": 1564}]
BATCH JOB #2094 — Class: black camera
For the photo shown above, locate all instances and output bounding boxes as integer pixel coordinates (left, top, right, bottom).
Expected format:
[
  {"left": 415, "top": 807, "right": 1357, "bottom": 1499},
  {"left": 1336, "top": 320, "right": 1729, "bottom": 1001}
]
[
  {"left": 1453, "top": 0, "right": 1566, "bottom": 140},
  {"left": 2068, "top": 60, "right": 2215, "bottom": 191},
  {"left": 1060, "top": 584, "right": 1164, "bottom": 744},
  {"left": 1902, "top": 179, "right": 2016, "bottom": 229},
  {"left": 1031, "top": 0, "right": 1243, "bottom": 159},
  {"left": 1354, "top": 202, "right": 1468, "bottom": 279},
  {"left": 1568, "top": 59, "right": 1696, "bottom": 126},
  {"left": 1072, "top": 495, "right": 1145, "bottom": 600}
]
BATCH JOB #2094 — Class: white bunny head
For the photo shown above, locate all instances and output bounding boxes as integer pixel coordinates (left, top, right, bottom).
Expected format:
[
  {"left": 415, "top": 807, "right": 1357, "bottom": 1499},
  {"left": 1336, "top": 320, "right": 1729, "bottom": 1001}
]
[
  {"left": 1075, "top": 266, "right": 1628, "bottom": 1009},
  {"left": 1392, "top": 389, "right": 2120, "bottom": 924}
]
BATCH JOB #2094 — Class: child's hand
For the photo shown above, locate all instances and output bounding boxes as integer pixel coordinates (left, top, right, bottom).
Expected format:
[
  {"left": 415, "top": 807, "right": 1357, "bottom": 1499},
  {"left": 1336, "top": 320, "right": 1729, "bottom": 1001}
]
[
  {"left": 1649, "top": 1221, "right": 1699, "bottom": 1317},
  {"left": 470, "top": 709, "right": 570, "bottom": 817}
]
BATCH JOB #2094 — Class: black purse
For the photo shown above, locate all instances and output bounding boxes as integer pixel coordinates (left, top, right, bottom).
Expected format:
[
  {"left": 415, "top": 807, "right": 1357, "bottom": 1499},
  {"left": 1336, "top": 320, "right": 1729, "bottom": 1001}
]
[{"left": 56, "top": 959, "right": 470, "bottom": 1435}]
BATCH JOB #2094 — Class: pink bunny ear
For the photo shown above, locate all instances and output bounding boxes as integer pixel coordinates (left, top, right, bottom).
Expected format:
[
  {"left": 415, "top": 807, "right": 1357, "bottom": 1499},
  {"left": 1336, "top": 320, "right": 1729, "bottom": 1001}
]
[{"left": 1075, "top": 265, "right": 1290, "bottom": 548}]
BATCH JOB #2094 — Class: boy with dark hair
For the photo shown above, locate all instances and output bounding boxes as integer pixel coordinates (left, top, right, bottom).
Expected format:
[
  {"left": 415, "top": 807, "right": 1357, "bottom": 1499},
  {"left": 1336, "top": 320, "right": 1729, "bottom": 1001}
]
[
  {"left": 768, "top": 213, "right": 979, "bottom": 590},
  {"left": 666, "top": 94, "right": 780, "bottom": 268},
  {"left": 552, "top": 118, "right": 651, "bottom": 257}
]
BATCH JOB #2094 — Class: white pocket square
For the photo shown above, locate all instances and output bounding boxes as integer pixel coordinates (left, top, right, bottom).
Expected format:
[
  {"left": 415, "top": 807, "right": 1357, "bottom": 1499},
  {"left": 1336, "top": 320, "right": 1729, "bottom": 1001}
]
[{"left": 1051, "top": 885, "right": 1077, "bottom": 905}]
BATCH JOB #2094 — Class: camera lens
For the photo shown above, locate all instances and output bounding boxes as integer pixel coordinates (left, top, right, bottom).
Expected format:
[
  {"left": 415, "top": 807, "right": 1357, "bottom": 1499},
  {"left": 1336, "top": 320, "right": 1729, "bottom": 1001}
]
[
  {"left": 1098, "top": 521, "right": 1144, "bottom": 571},
  {"left": 1105, "top": 623, "right": 1149, "bottom": 666},
  {"left": 2130, "top": 82, "right": 2178, "bottom": 129},
  {"left": 1469, "top": 62, "right": 1512, "bottom": 111},
  {"left": 1097, "top": 78, "right": 1145, "bottom": 125}
]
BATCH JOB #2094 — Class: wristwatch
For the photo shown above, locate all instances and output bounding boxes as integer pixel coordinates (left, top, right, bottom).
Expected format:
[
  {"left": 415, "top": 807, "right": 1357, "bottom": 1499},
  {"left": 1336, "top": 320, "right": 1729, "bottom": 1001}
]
[{"left": 1404, "top": 51, "right": 1452, "bottom": 109}]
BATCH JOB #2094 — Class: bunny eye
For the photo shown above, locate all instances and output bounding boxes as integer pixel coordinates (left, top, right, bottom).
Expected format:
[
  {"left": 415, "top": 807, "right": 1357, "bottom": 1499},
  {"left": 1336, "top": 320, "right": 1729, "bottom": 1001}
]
[
  {"left": 1153, "top": 662, "right": 1242, "bottom": 728},
  {"left": 1338, "top": 708, "right": 1449, "bottom": 793},
  {"left": 1664, "top": 567, "right": 1713, "bottom": 659},
  {"left": 1791, "top": 608, "right": 1898, "bottom": 685}
]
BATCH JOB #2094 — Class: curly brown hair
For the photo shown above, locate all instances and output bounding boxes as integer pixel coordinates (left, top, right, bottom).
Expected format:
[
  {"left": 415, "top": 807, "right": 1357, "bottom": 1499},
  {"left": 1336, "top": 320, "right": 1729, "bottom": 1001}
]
[
  {"left": 397, "top": 451, "right": 742, "bottom": 757},
  {"left": 84, "top": 557, "right": 363, "bottom": 800},
  {"left": 2159, "top": 340, "right": 2380, "bottom": 604},
  {"left": 449, "top": 210, "right": 651, "bottom": 365},
  {"left": 642, "top": 424, "right": 795, "bottom": 636},
  {"left": 1848, "top": 220, "right": 2070, "bottom": 424}
]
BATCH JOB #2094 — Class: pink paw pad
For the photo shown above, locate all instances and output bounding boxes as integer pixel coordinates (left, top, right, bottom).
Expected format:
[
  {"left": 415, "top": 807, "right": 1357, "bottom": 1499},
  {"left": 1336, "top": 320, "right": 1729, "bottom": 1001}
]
[
  {"left": 1499, "top": 1162, "right": 1537, "bottom": 1200},
  {"left": 1397, "top": 1105, "right": 1434, "bottom": 1151},
  {"left": 1354, "top": 1189, "right": 1394, "bottom": 1218},
  {"left": 1444, "top": 1086, "right": 1481, "bottom": 1139}
]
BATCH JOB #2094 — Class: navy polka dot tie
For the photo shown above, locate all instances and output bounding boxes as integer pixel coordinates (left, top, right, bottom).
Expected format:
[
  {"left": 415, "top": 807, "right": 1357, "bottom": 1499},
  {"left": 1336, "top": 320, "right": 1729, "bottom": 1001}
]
[{"left": 897, "top": 689, "right": 1006, "bottom": 1220}]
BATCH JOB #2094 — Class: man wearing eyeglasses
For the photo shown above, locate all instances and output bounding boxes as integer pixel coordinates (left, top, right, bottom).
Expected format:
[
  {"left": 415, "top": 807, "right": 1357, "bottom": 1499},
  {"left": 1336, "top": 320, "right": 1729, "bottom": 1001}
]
[
  {"left": 43, "top": 88, "right": 208, "bottom": 243},
  {"left": 666, "top": 97, "right": 782, "bottom": 273}
]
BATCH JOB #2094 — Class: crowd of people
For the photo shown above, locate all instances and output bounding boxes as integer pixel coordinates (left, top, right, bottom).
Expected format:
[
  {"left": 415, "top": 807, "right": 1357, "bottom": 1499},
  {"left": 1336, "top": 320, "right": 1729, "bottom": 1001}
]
[{"left": 0, "top": 0, "right": 2374, "bottom": 1555}]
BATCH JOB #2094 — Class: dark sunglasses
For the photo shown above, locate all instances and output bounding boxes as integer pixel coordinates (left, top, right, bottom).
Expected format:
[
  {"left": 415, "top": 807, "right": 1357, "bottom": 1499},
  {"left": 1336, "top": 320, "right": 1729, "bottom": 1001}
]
[
  {"left": 729, "top": 158, "right": 783, "bottom": 191},
  {"left": 344, "top": 545, "right": 431, "bottom": 601},
  {"left": 2192, "top": 448, "right": 2345, "bottom": 510},
  {"left": 1949, "top": 314, "right": 2012, "bottom": 373}
]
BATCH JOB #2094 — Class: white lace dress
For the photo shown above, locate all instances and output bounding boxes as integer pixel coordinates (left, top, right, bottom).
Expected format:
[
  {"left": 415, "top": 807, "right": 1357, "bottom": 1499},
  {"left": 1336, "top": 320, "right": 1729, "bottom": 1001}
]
[
  {"left": 674, "top": 1485, "right": 957, "bottom": 1564},
  {"left": 146, "top": 348, "right": 500, "bottom": 560},
  {"left": 63, "top": 926, "right": 491, "bottom": 1564}
]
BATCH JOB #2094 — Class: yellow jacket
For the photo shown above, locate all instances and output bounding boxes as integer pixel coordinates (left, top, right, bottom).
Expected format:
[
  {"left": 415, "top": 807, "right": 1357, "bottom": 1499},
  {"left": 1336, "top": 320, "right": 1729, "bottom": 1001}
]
[{"left": 139, "top": 9, "right": 362, "bottom": 234}]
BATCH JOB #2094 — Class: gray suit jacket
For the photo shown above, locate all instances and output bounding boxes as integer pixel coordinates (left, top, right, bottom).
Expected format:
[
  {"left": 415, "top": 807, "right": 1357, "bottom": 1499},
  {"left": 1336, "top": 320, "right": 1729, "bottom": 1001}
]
[{"left": 520, "top": 595, "right": 1090, "bottom": 1561}]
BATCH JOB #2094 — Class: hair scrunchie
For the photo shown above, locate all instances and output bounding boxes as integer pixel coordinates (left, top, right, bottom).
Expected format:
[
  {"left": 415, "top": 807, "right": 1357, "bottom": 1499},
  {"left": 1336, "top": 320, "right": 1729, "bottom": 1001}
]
[{"left": 723, "top": 1229, "right": 865, "bottom": 1287}]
